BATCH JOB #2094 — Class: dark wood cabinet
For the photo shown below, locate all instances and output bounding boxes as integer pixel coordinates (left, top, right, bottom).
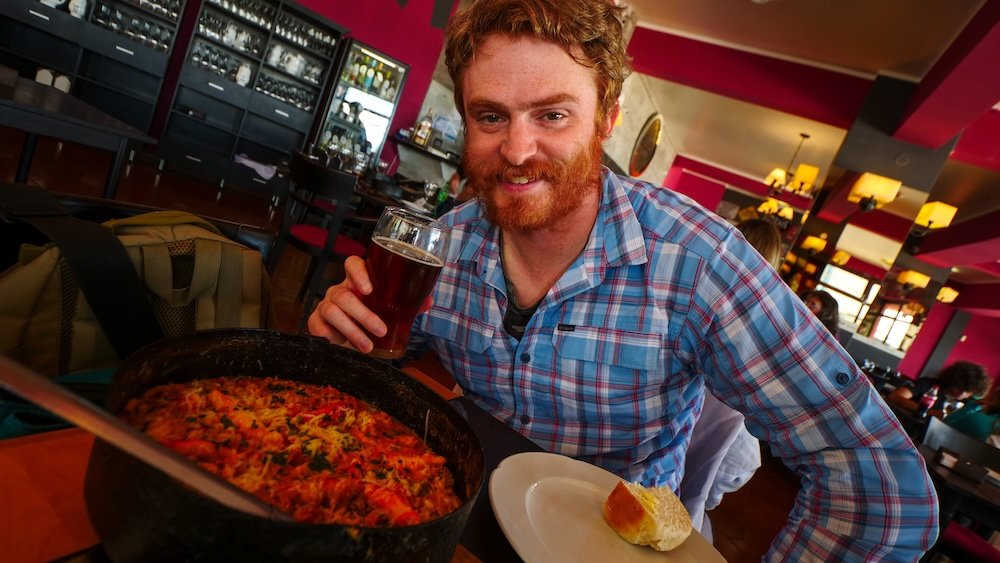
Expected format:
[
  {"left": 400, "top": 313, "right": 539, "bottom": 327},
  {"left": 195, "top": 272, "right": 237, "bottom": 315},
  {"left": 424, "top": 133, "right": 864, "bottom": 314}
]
[
  {"left": 0, "top": 0, "right": 185, "bottom": 133},
  {"left": 156, "top": 0, "right": 346, "bottom": 200}
]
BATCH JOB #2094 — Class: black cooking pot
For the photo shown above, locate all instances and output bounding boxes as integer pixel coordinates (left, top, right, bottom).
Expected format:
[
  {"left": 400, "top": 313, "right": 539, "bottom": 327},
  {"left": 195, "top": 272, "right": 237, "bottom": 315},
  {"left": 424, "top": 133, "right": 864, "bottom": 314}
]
[{"left": 84, "top": 329, "right": 484, "bottom": 562}]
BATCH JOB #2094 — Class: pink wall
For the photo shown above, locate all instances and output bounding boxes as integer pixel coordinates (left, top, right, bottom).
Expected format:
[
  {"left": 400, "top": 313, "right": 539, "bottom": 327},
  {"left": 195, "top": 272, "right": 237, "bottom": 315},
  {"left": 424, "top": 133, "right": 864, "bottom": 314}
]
[
  {"left": 664, "top": 165, "right": 725, "bottom": 211},
  {"left": 945, "top": 314, "right": 1000, "bottom": 378},
  {"left": 296, "top": 0, "right": 458, "bottom": 165},
  {"left": 898, "top": 303, "right": 955, "bottom": 378}
]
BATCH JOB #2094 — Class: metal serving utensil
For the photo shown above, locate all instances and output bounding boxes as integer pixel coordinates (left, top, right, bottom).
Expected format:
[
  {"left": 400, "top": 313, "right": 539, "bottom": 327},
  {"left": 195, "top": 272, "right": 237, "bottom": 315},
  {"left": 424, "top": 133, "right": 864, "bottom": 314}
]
[{"left": 0, "top": 355, "right": 293, "bottom": 522}]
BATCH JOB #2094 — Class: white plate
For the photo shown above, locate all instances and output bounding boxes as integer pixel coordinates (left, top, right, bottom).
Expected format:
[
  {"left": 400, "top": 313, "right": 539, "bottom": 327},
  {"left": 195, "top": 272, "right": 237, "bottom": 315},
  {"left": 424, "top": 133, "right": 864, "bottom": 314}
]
[
  {"left": 489, "top": 452, "right": 724, "bottom": 563},
  {"left": 400, "top": 199, "right": 432, "bottom": 214}
]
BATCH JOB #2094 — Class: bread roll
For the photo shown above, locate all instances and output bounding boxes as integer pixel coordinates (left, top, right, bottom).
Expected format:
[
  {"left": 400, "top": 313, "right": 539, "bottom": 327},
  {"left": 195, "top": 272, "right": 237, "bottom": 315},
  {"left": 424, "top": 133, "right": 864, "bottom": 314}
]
[{"left": 602, "top": 480, "right": 692, "bottom": 551}]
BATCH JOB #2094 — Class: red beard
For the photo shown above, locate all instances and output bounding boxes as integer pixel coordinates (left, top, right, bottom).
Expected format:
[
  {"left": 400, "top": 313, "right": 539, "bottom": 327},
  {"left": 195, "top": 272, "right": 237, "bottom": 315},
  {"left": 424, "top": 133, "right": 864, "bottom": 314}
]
[{"left": 463, "top": 135, "right": 604, "bottom": 231}]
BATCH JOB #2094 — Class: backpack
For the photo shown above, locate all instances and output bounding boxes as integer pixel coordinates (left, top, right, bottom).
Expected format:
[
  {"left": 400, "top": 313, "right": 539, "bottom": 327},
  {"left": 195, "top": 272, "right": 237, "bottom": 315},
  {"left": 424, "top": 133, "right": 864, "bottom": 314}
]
[{"left": 0, "top": 203, "right": 274, "bottom": 377}]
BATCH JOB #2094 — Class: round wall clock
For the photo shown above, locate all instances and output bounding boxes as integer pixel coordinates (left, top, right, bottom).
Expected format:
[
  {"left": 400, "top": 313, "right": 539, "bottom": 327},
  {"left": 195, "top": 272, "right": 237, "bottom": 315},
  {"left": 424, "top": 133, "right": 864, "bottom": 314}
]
[{"left": 629, "top": 113, "right": 662, "bottom": 177}]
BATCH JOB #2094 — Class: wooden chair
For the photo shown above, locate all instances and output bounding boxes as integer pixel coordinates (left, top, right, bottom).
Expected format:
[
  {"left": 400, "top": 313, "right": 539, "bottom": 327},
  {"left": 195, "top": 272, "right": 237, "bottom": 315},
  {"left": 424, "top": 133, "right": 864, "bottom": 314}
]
[
  {"left": 922, "top": 416, "right": 1000, "bottom": 471},
  {"left": 921, "top": 416, "right": 1000, "bottom": 563},
  {"left": 267, "top": 151, "right": 369, "bottom": 330}
]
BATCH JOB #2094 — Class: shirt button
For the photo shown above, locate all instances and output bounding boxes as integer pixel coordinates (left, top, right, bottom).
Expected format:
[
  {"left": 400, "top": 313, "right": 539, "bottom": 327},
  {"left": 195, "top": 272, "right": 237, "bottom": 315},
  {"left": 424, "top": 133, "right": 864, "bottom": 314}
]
[
  {"left": 836, "top": 372, "right": 851, "bottom": 385},
  {"left": 520, "top": 353, "right": 530, "bottom": 363},
  {"left": 520, "top": 414, "right": 530, "bottom": 425}
]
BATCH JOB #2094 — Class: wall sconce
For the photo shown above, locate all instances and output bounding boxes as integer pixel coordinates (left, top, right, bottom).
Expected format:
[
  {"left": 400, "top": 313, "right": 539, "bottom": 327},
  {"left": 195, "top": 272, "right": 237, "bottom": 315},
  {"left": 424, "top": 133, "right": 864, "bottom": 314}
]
[
  {"left": 936, "top": 286, "right": 960, "bottom": 303},
  {"left": 897, "top": 269, "right": 931, "bottom": 293},
  {"left": 764, "top": 133, "right": 820, "bottom": 198},
  {"left": 800, "top": 234, "right": 827, "bottom": 255},
  {"left": 830, "top": 250, "right": 851, "bottom": 266},
  {"left": 913, "top": 201, "right": 958, "bottom": 236},
  {"left": 847, "top": 172, "right": 902, "bottom": 212}
]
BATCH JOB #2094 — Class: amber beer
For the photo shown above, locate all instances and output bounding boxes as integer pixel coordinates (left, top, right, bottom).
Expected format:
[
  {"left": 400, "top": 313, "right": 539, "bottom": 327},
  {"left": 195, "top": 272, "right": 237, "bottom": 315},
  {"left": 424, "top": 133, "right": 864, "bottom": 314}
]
[{"left": 362, "top": 235, "right": 445, "bottom": 359}]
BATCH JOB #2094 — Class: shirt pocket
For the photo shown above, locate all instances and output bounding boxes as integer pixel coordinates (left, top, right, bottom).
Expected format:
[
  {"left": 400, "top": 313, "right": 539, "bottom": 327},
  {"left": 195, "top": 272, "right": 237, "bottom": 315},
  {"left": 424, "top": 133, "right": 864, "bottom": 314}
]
[
  {"left": 424, "top": 311, "right": 497, "bottom": 356},
  {"left": 548, "top": 326, "right": 666, "bottom": 426},
  {"left": 551, "top": 326, "right": 662, "bottom": 371}
]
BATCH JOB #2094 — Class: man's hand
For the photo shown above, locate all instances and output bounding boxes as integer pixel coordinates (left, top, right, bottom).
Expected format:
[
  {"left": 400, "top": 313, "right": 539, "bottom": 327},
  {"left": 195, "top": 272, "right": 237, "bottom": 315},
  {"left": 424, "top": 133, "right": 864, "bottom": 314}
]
[
  {"left": 307, "top": 256, "right": 387, "bottom": 353},
  {"left": 306, "top": 255, "right": 434, "bottom": 353}
]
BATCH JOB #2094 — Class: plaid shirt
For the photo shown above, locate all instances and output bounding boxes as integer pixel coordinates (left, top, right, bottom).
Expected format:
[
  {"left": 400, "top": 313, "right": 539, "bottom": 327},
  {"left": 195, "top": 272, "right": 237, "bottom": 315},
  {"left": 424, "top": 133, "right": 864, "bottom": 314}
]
[{"left": 412, "top": 168, "right": 938, "bottom": 560}]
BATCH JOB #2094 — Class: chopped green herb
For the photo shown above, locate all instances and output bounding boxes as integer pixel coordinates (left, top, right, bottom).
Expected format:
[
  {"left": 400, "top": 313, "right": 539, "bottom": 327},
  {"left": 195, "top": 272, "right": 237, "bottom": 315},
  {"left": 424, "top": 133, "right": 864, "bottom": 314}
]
[
  {"left": 271, "top": 451, "right": 288, "bottom": 466},
  {"left": 309, "top": 453, "right": 332, "bottom": 471},
  {"left": 220, "top": 415, "right": 234, "bottom": 428}
]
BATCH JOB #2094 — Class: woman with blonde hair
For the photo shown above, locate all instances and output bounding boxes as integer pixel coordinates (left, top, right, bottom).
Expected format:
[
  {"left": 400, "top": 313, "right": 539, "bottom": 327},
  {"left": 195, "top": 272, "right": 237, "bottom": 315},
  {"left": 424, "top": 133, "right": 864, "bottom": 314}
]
[{"left": 736, "top": 218, "right": 783, "bottom": 270}]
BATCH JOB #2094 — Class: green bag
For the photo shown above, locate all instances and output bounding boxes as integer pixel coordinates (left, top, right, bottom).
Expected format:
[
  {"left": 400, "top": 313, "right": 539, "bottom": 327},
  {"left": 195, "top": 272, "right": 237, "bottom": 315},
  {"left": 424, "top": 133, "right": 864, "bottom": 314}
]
[{"left": 0, "top": 209, "right": 274, "bottom": 377}]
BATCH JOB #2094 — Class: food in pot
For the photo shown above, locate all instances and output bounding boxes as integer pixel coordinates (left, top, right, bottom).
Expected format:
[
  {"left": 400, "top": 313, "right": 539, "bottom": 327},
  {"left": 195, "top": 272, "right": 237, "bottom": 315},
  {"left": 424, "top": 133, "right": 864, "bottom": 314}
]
[{"left": 121, "top": 376, "right": 462, "bottom": 527}]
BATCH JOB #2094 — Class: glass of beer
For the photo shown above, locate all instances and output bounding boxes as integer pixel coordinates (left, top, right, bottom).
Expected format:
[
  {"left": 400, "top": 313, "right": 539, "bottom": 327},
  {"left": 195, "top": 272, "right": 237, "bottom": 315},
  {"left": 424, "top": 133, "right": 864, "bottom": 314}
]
[{"left": 360, "top": 207, "right": 450, "bottom": 359}]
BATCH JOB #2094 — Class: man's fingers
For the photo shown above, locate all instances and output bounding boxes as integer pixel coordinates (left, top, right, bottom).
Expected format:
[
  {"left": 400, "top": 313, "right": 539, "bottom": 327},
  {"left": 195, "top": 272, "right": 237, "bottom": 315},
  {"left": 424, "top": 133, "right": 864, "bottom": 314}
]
[
  {"left": 333, "top": 288, "right": 386, "bottom": 337},
  {"left": 344, "top": 256, "right": 371, "bottom": 295}
]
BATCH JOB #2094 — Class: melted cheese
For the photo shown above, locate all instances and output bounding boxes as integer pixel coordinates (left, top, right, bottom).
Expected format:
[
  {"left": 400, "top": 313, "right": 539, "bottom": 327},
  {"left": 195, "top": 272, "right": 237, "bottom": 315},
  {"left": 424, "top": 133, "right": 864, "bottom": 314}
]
[{"left": 122, "top": 376, "right": 461, "bottom": 527}]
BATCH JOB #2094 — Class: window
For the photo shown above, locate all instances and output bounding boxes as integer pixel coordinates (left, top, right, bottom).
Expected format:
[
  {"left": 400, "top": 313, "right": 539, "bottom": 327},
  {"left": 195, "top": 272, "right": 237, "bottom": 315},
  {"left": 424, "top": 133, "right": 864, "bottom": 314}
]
[
  {"left": 871, "top": 303, "right": 914, "bottom": 350},
  {"left": 816, "top": 265, "right": 881, "bottom": 330}
]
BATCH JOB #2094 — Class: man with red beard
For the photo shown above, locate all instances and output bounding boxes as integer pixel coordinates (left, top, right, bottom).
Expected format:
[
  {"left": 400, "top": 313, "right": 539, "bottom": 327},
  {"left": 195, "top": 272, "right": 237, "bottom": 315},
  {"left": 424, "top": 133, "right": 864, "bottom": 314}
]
[{"left": 309, "top": 0, "right": 938, "bottom": 559}]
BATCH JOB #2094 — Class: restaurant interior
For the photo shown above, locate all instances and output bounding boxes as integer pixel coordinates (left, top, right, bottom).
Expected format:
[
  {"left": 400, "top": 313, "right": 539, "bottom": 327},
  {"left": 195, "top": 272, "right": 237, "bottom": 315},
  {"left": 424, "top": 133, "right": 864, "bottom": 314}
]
[{"left": 2, "top": 0, "right": 1000, "bottom": 561}]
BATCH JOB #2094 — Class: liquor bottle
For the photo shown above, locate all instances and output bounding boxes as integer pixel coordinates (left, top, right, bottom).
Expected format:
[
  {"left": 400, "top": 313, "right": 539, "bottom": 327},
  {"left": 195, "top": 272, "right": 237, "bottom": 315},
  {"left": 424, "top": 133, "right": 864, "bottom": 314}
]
[
  {"left": 917, "top": 385, "right": 939, "bottom": 419},
  {"left": 412, "top": 109, "right": 434, "bottom": 146},
  {"left": 373, "top": 63, "right": 384, "bottom": 94},
  {"left": 363, "top": 59, "right": 376, "bottom": 90},
  {"left": 380, "top": 70, "right": 392, "bottom": 98},
  {"left": 434, "top": 183, "right": 450, "bottom": 215},
  {"left": 348, "top": 56, "right": 360, "bottom": 84}
]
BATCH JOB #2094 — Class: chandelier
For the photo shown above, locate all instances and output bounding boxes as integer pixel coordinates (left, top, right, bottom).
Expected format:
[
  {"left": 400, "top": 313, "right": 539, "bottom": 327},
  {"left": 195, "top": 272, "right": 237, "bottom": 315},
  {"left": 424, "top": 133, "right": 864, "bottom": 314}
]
[
  {"left": 756, "top": 197, "right": 794, "bottom": 229},
  {"left": 764, "top": 132, "right": 820, "bottom": 198}
]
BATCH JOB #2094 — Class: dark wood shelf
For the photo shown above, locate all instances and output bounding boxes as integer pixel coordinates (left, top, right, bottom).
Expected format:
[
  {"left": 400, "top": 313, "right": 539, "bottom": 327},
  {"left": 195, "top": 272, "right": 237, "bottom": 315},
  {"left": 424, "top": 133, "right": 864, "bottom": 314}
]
[
  {"left": 393, "top": 135, "right": 461, "bottom": 166},
  {"left": 159, "top": 0, "right": 344, "bottom": 196}
]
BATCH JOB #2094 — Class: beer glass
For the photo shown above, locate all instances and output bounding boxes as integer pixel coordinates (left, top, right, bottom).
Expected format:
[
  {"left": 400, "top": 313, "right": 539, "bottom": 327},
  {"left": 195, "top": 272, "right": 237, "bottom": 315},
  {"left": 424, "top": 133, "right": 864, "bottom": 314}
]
[{"left": 360, "top": 207, "right": 450, "bottom": 359}]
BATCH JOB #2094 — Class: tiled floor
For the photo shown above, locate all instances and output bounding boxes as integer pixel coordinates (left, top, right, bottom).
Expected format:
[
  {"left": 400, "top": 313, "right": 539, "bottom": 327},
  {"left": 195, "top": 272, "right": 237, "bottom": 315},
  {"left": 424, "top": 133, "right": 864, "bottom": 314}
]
[{"left": 1, "top": 127, "right": 802, "bottom": 561}]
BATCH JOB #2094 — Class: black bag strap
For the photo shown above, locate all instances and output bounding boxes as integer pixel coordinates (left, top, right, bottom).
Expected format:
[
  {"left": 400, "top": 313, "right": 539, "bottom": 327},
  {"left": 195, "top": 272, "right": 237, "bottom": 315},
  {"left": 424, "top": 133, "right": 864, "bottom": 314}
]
[{"left": 0, "top": 183, "right": 164, "bottom": 360}]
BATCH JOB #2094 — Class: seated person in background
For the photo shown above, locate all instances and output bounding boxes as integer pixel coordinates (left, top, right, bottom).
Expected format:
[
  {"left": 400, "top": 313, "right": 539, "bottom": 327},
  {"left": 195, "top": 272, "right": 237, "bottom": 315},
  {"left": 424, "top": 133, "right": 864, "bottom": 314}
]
[
  {"left": 943, "top": 373, "right": 998, "bottom": 442},
  {"left": 801, "top": 289, "right": 839, "bottom": 336},
  {"left": 887, "top": 361, "right": 989, "bottom": 418}
]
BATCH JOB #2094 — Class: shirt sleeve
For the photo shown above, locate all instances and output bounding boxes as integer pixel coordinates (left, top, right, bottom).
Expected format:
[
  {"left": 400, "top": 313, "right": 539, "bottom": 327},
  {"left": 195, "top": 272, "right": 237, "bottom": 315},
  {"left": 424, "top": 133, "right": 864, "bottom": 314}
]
[{"left": 688, "top": 230, "right": 939, "bottom": 561}]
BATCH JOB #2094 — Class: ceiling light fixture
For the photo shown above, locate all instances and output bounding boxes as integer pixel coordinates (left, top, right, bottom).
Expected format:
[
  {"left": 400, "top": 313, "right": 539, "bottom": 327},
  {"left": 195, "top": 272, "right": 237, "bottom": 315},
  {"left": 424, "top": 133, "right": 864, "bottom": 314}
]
[
  {"left": 897, "top": 269, "right": 930, "bottom": 293},
  {"left": 830, "top": 250, "right": 851, "bottom": 266},
  {"left": 764, "top": 132, "right": 820, "bottom": 198},
  {"left": 936, "top": 286, "right": 959, "bottom": 304},
  {"left": 847, "top": 172, "right": 902, "bottom": 212},
  {"left": 912, "top": 201, "right": 958, "bottom": 236},
  {"left": 800, "top": 234, "right": 827, "bottom": 255},
  {"left": 756, "top": 197, "right": 795, "bottom": 229}
]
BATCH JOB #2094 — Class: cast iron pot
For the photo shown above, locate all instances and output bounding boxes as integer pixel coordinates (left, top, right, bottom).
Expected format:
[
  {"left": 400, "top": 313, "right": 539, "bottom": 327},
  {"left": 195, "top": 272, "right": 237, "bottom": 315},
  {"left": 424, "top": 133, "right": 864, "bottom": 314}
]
[{"left": 84, "top": 329, "right": 484, "bottom": 562}]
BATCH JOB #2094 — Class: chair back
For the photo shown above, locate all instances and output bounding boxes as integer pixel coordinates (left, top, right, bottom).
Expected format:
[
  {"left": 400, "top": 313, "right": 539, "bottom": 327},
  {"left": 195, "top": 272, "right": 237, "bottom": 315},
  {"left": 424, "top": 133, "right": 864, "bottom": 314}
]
[
  {"left": 681, "top": 393, "right": 760, "bottom": 536},
  {"left": 268, "top": 151, "right": 358, "bottom": 273},
  {"left": 922, "top": 416, "right": 1000, "bottom": 471}
]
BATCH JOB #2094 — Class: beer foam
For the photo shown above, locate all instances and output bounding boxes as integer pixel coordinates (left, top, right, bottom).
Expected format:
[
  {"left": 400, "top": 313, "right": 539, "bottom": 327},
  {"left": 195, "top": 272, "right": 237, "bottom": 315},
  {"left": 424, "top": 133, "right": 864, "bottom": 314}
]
[{"left": 373, "top": 236, "right": 445, "bottom": 267}]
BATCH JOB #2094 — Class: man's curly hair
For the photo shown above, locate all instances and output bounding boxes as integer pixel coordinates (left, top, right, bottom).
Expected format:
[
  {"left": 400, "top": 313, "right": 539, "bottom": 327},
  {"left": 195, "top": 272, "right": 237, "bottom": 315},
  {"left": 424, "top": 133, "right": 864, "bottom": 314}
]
[{"left": 445, "top": 0, "right": 632, "bottom": 126}]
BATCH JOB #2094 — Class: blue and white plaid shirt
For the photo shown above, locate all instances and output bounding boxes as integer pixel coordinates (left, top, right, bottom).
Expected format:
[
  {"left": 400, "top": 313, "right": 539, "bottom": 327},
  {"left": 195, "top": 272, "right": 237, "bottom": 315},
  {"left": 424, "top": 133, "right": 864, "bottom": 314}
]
[{"left": 412, "top": 168, "right": 938, "bottom": 560}]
